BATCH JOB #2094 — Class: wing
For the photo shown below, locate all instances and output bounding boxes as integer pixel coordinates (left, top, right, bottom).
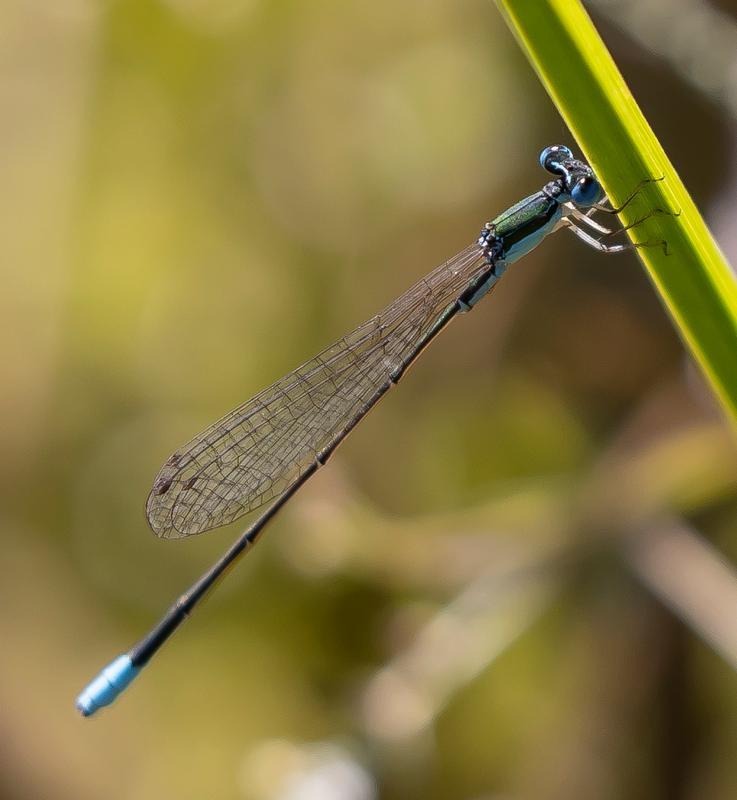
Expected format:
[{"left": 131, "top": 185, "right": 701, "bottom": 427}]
[{"left": 146, "top": 243, "right": 488, "bottom": 538}]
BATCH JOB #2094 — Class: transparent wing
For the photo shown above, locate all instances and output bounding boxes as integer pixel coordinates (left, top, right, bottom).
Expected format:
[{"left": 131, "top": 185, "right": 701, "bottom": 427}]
[{"left": 146, "top": 244, "right": 488, "bottom": 538}]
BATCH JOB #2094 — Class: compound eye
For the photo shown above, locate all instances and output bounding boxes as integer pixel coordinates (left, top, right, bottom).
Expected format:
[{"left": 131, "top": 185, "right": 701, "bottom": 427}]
[
  {"left": 539, "top": 144, "right": 573, "bottom": 172},
  {"left": 571, "top": 175, "right": 603, "bottom": 207}
]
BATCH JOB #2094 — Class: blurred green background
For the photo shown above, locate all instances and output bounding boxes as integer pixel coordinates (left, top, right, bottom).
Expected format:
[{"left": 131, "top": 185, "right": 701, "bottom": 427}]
[{"left": 3, "top": 1, "right": 737, "bottom": 798}]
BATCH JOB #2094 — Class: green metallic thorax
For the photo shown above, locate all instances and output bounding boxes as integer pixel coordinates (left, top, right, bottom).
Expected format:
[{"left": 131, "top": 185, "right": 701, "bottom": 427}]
[{"left": 491, "top": 191, "right": 562, "bottom": 265}]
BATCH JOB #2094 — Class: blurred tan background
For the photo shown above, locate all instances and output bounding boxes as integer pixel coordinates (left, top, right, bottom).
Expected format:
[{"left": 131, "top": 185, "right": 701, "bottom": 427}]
[{"left": 3, "top": 1, "right": 737, "bottom": 798}]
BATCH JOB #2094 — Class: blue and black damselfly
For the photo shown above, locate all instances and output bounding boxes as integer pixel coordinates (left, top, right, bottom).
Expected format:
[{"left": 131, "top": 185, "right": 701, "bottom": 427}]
[{"left": 76, "top": 145, "right": 666, "bottom": 716}]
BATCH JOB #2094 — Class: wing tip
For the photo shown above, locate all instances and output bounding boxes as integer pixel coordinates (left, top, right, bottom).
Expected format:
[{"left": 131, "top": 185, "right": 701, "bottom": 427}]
[{"left": 144, "top": 487, "right": 174, "bottom": 539}]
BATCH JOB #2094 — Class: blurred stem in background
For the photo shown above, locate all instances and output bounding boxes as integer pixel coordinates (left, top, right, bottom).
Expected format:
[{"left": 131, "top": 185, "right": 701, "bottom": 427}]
[
  {"left": 336, "top": 385, "right": 737, "bottom": 797},
  {"left": 495, "top": 0, "right": 737, "bottom": 427},
  {"left": 586, "top": 0, "right": 737, "bottom": 121}
]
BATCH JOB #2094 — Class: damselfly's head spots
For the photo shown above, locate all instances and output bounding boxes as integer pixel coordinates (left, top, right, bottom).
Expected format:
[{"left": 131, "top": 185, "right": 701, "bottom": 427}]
[
  {"left": 539, "top": 144, "right": 573, "bottom": 173},
  {"left": 539, "top": 144, "right": 604, "bottom": 208}
]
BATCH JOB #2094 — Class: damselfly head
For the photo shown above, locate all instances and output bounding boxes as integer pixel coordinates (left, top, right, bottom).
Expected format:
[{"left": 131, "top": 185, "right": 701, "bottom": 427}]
[{"left": 539, "top": 144, "right": 603, "bottom": 207}]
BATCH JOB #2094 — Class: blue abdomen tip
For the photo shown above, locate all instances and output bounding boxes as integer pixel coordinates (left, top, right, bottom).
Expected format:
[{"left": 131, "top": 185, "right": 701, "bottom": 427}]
[{"left": 76, "top": 655, "right": 139, "bottom": 717}]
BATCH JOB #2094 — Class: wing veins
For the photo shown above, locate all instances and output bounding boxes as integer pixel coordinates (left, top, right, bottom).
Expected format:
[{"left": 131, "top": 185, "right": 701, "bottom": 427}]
[{"left": 147, "top": 245, "right": 485, "bottom": 536}]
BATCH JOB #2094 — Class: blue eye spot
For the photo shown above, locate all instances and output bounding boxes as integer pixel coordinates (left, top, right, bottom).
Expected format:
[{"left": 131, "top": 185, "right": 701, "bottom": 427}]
[
  {"left": 539, "top": 144, "right": 573, "bottom": 170},
  {"left": 571, "top": 176, "right": 603, "bottom": 207}
]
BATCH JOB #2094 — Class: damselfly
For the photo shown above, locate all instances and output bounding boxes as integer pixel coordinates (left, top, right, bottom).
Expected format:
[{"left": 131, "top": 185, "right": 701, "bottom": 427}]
[{"left": 76, "top": 145, "right": 664, "bottom": 716}]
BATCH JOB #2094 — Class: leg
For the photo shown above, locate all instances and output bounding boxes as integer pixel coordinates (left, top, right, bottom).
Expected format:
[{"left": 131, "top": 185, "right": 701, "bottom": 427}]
[
  {"left": 563, "top": 220, "right": 631, "bottom": 253},
  {"left": 591, "top": 176, "right": 665, "bottom": 215},
  {"left": 567, "top": 207, "right": 616, "bottom": 235},
  {"left": 562, "top": 218, "right": 669, "bottom": 255},
  {"left": 569, "top": 206, "right": 669, "bottom": 237}
]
